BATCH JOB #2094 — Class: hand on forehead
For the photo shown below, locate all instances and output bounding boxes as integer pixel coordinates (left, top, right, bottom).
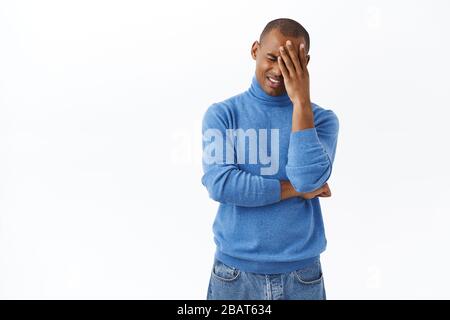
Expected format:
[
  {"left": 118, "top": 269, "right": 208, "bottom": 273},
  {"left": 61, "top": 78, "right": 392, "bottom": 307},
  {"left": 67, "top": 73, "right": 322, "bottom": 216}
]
[{"left": 261, "top": 31, "right": 307, "bottom": 55}]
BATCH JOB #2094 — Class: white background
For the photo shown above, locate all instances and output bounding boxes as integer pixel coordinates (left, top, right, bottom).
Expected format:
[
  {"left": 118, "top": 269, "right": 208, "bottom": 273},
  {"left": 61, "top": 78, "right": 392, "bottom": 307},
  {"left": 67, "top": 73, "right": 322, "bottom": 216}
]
[{"left": 1, "top": 0, "right": 449, "bottom": 299}]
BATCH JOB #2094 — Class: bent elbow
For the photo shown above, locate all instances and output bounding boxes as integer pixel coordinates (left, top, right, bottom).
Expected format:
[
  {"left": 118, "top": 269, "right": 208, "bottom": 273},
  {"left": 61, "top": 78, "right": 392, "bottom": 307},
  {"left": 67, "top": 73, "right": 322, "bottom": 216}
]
[
  {"left": 286, "top": 163, "right": 332, "bottom": 193},
  {"left": 201, "top": 172, "right": 227, "bottom": 203},
  {"left": 207, "top": 184, "right": 225, "bottom": 203}
]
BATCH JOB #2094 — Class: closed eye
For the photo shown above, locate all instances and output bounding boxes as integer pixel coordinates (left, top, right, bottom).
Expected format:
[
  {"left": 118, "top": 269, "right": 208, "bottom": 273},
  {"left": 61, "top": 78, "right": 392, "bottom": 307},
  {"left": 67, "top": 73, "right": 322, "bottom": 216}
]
[{"left": 267, "top": 54, "right": 278, "bottom": 62}]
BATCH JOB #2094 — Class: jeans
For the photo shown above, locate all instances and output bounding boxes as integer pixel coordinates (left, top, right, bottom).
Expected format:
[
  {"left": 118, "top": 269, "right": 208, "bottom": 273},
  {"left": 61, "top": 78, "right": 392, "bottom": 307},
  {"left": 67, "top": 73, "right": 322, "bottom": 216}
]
[{"left": 206, "top": 258, "right": 326, "bottom": 300}]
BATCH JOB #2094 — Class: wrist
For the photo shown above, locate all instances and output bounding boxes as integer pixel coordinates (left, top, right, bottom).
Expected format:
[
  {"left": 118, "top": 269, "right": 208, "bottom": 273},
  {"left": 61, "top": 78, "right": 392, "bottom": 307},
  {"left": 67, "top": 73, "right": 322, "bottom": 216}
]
[
  {"left": 291, "top": 106, "right": 314, "bottom": 131},
  {"left": 280, "top": 181, "right": 291, "bottom": 200},
  {"left": 280, "top": 180, "right": 300, "bottom": 200},
  {"left": 292, "top": 98, "right": 311, "bottom": 109}
]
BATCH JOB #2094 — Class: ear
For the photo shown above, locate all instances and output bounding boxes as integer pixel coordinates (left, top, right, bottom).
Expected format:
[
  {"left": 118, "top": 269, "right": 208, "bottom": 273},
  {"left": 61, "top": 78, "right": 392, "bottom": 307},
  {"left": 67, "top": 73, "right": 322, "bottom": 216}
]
[
  {"left": 306, "top": 54, "right": 310, "bottom": 66},
  {"left": 251, "top": 41, "right": 259, "bottom": 61}
]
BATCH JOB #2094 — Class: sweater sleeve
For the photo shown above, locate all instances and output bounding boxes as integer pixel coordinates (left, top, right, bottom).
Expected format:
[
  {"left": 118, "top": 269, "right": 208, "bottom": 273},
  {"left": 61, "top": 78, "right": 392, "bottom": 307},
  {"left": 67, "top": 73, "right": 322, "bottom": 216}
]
[
  {"left": 201, "top": 104, "right": 281, "bottom": 207},
  {"left": 285, "top": 109, "right": 339, "bottom": 193}
]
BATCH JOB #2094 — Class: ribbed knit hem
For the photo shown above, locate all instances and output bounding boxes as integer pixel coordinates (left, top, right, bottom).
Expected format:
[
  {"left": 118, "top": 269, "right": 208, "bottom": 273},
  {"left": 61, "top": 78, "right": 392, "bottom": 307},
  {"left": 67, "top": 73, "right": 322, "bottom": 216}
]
[{"left": 215, "top": 250, "right": 320, "bottom": 274}]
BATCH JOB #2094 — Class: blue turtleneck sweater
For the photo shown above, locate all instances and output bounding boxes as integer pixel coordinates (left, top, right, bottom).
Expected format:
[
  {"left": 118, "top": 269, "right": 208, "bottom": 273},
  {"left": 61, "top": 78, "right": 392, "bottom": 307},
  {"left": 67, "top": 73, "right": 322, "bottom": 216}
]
[{"left": 201, "top": 74, "right": 339, "bottom": 274}]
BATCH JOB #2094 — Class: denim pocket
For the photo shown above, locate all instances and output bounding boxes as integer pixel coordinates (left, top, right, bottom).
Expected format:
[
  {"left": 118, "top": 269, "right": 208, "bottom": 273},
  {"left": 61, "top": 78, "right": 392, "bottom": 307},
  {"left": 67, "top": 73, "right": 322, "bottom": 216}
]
[
  {"left": 211, "top": 259, "right": 241, "bottom": 282},
  {"left": 293, "top": 260, "right": 323, "bottom": 285}
]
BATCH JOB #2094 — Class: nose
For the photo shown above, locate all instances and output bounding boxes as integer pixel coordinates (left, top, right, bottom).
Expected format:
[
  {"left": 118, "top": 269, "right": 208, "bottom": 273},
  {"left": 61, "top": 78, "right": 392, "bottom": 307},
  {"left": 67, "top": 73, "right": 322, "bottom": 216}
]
[{"left": 271, "top": 64, "right": 282, "bottom": 78}]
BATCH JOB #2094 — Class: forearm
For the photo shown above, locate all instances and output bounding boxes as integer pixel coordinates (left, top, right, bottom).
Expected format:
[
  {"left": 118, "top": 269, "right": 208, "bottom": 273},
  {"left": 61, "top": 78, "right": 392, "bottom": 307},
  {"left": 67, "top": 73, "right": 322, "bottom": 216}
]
[
  {"left": 292, "top": 100, "right": 314, "bottom": 131},
  {"left": 287, "top": 106, "right": 339, "bottom": 193},
  {"left": 202, "top": 166, "right": 281, "bottom": 207},
  {"left": 281, "top": 180, "right": 331, "bottom": 200}
]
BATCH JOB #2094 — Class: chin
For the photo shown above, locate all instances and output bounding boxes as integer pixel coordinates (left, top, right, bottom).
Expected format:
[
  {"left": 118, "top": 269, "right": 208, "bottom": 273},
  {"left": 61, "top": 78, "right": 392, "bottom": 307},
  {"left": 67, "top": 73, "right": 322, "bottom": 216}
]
[{"left": 264, "top": 86, "right": 285, "bottom": 96}]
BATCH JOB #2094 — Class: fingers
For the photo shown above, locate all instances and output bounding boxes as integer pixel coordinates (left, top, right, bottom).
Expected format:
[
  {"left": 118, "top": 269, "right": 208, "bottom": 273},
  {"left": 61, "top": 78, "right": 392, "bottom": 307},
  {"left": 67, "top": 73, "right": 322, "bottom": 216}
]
[
  {"left": 299, "top": 43, "right": 307, "bottom": 72},
  {"left": 316, "top": 183, "right": 331, "bottom": 197},
  {"left": 321, "top": 184, "right": 332, "bottom": 197},
  {"left": 280, "top": 40, "right": 307, "bottom": 78},
  {"left": 277, "top": 56, "right": 289, "bottom": 79},
  {"left": 298, "top": 183, "right": 332, "bottom": 200},
  {"left": 318, "top": 192, "right": 331, "bottom": 197},
  {"left": 279, "top": 45, "right": 295, "bottom": 77},
  {"left": 313, "top": 183, "right": 328, "bottom": 193},
  {"left": 286, "top": 40, "right": 301, "bottom": 74}
]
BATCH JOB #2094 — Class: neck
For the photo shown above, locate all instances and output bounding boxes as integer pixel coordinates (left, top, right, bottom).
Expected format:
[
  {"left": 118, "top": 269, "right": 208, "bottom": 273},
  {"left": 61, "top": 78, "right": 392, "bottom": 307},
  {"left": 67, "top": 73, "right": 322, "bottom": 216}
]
[{"left": 248, "top": 74, "right": 292, "bottom": 107}]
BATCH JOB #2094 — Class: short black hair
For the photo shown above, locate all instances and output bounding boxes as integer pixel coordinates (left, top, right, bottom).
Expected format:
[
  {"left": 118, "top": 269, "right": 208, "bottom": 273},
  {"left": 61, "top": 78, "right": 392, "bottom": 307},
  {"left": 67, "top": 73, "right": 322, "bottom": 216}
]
[{"left": 259, "top": 18, "right": 310, "bottom": 52}]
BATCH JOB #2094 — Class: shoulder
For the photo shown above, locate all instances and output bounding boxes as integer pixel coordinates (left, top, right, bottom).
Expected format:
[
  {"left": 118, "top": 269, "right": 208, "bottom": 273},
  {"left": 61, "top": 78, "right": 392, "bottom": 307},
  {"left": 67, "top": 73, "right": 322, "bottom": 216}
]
[
  {"left": 311, "top": 102, "right": 339, "bottom": 133},
  {"left": 202, "top": 92, "right": 244, "bottom": 128}
]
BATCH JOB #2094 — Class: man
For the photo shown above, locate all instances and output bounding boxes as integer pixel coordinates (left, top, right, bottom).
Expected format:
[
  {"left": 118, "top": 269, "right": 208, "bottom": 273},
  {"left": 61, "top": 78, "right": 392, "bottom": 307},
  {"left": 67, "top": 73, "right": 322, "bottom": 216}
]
[{"left": 201, "top": 18, "right": 339, "bottom": 300}]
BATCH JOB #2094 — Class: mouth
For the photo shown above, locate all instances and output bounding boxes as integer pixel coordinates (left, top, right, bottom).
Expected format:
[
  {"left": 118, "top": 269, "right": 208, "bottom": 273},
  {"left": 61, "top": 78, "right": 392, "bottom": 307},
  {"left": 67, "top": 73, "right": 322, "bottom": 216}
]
[{"left": 266, "top": 76, "right": 283, "bottom": 88}]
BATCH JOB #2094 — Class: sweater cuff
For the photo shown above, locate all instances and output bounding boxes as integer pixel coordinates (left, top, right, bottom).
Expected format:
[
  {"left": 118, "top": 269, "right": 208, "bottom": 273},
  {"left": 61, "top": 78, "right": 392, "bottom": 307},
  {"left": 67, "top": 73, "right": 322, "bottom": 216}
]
[{"left": 290, "top": 127, "right": 320, "bottom": 146}]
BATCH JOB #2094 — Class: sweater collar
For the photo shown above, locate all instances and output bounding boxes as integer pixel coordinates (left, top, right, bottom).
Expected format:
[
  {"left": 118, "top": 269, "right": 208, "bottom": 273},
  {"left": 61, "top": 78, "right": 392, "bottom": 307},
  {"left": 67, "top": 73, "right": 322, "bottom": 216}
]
[{"left": 247, "top": 74, "right": 292, "bottom": 107}]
